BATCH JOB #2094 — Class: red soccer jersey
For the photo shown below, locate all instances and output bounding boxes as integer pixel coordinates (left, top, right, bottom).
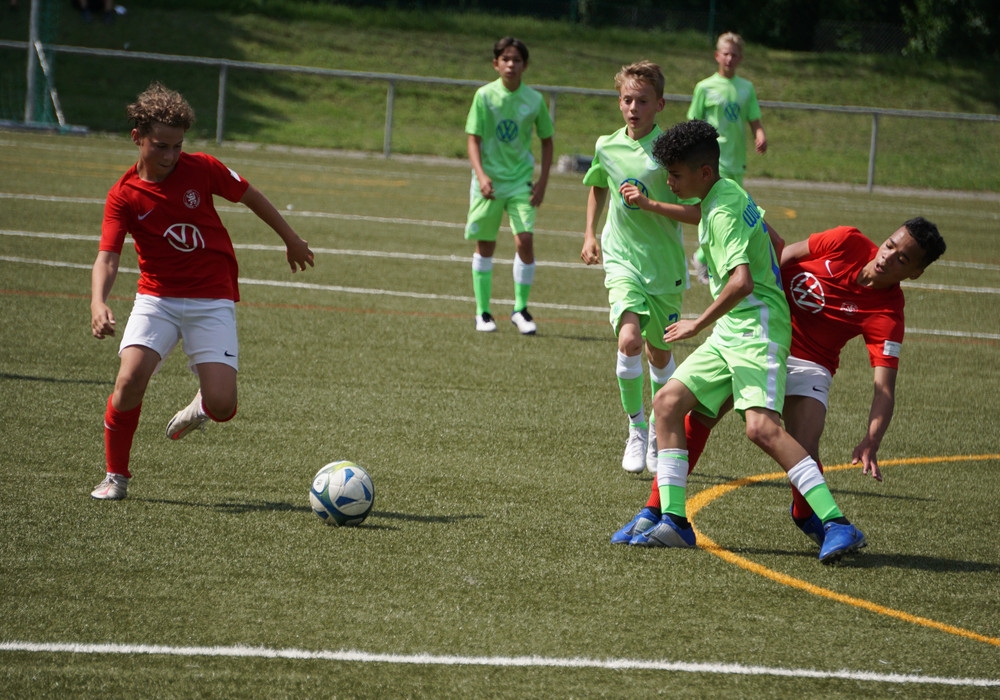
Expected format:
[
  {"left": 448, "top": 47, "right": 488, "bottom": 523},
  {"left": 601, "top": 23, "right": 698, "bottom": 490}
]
[
  {"left": 782, "top": 226, "right": 905, "bottom": 375},
  {"left": 100, "top": 152, "right": 251, "bottom": 301}
]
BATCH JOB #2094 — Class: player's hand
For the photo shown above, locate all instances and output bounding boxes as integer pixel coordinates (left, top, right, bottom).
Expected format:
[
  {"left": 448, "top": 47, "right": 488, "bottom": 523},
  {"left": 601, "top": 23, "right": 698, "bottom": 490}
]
[
  {"left": 663, "top": 319, "right": 699, "bottom": 343},
  {"left": 529, "top": 181, "right": 547, "bottom": 208},
  {"left": 479, "top": 178, "right": 495, "bottom": 199},
  {"left": 287, "top": 237, "right": 315, "bottom": 272},
  {"left": 756, "top": 134, "right": 768, "bottom": 155},
  {"left": 851, "top": 440, "right": 883, "bottom": 482},
  {"left": 581, "top": 240, "right": 601, "bottom": 266},
  {"left": 91, "top": 303, "right": 116, "bottom": 339},
  {"left": 619, "top": 182, "right": 647, "bottom": 209}
]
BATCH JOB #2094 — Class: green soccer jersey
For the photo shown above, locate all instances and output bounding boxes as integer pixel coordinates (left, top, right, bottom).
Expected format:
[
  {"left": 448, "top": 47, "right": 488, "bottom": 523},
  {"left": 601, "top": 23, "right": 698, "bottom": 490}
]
[
  {"left": 698, "top": 178, "right": 790, "bottom": 346},
  {"left": 465, "top": 78, "right": 555, "bottom": 200},
  {"left": 687, "top": 73, "right": 762, "bottom": 183},
  {"left": 581, "top": 125, "right": 687, "bottom": 297}
]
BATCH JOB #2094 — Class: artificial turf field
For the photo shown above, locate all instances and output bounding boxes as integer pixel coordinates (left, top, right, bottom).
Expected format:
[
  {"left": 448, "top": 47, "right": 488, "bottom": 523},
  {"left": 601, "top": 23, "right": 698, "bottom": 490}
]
[{"left": 1, "top": 130, "right": 998, "bottom": 698}]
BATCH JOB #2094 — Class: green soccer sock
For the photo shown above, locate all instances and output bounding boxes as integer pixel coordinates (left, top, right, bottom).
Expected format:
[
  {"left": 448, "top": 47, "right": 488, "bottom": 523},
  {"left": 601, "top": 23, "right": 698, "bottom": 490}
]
[
  {"left": 513, "top": 282, "right": 531, "bottom": 313},
  {"left": 472, "top": 269, "right": 493, "bottom": 316},
  {"left": 657, "top": 449, "right": 690, "bottom": 519},
  {"left": 618, "top": 375, "right": 645, "bottom": 419},
  {"left": 802, "top": 483, "right": 843, "bottom": 522},
  {"left": 512, "top": 254, "right": 535, "bottom": 312},
  {"left": 787, "top": 457, "right": 844, "bottom": 522}
]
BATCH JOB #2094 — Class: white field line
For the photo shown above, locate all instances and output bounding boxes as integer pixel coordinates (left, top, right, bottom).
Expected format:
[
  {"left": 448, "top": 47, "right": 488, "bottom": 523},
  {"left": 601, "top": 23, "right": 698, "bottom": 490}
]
[
  {"left": 2, "top": 230, "right": 999, "bottom": 336},
  {"left": 0, "top": 641, "right": 997, "bottom": 687}
]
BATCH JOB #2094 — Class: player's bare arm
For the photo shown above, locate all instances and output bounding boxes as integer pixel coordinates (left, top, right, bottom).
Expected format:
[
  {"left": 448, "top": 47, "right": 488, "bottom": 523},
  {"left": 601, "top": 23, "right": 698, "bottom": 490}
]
[
  {"left": 467, "top": 134, "right": 494, "bottom": 199},
  {"left": 240, "top": 185, "right": 315, "bottom": 272},
  {"left": 851, "top": 365, "right": 897, "bottom": 482},
  {"left": 779, "top": 238, "right": 811, "bottom": 267},
  {"left": 751, "top": 119, "right": 767, "bottom": 154},
  {"left": 664, "top": 263, "right": 753, "bottom": 343},
  {"left": 90, "top": 250, "right": 120, "bottom": 339},
  {"left": 581, "top": 186, "right": 608, "bottom": 265},
  {"left": 530, "top": 136, "right": 554, "bottom": 207}
]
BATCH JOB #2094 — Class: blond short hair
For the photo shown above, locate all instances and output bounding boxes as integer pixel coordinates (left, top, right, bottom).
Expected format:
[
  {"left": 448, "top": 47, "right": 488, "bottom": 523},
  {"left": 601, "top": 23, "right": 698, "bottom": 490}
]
[
  {"left": 614, "top": 60, "right": 665, "bottom": 99},
  {"left": 716, "top": 32, "right": 744, "bottom": 53}
]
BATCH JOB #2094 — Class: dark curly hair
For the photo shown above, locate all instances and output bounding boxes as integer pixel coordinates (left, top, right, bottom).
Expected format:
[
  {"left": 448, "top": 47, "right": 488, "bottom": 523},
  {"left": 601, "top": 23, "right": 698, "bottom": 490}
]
[
  {"left": 903, "top": 217, "right": 946, "bottom": 268},
  {"left": 652, "top": 119, "right": 720, "bottom": 172},
  {"left": 126, "top": 81, "right": 195, "bottom": 135}
]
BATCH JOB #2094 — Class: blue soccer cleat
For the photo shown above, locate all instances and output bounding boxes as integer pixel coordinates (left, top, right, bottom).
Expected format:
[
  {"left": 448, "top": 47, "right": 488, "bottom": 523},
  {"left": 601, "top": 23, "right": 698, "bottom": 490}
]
[
  {"left": 610, "top": 507, "right": 659, "bottom": 545},
  {"left": 790, "top": 504, "right": 825, "bottom": 547},
  {"left": 630, "top": 514, "right": 697, "bottom": 548},
  {"left": 818, "top": 521, "right": 867, "bottom": 563}
]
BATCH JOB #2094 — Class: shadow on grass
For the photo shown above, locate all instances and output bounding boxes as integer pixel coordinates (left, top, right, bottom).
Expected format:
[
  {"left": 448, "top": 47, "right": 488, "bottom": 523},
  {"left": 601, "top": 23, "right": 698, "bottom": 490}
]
[
  {"left": 139, "top": 497, "right": 484, "bottom": 525},
  {"left": 1, "top": 372, "right": 111, "bottom": 386},
  {"left": 717, "top": 545, "right": 1000, "bottom": 573}
]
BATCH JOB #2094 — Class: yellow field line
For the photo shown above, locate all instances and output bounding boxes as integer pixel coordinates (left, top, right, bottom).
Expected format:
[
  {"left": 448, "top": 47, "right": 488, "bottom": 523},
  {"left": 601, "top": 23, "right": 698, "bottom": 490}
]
[{"left": 687, "top": 454, "right": 1000, "bottom": 648}]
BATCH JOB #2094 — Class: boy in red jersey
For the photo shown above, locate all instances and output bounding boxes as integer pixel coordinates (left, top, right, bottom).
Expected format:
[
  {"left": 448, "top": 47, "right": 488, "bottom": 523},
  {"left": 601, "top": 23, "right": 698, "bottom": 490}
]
[
  {"left": 90, "top": 82, "right": 314, "bottom": 500},
  {"left": 613, "top": 217, "right": 945, "bottom": 548}
]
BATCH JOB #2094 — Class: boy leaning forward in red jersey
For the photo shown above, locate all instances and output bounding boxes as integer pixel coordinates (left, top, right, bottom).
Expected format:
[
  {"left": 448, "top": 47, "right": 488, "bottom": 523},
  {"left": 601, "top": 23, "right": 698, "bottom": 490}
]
[
  {"left": 89, "top": 82, "right": 314, "bottom": 500},
  {"left": 614, "top": 217, "right": 946, "bottom": 549}
]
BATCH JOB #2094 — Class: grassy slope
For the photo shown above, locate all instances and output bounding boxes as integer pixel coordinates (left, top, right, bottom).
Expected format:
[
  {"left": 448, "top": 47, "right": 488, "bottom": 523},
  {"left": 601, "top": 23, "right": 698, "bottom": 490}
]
[{"left": 1, "top": 1, "right": 998, "bottom": 189}]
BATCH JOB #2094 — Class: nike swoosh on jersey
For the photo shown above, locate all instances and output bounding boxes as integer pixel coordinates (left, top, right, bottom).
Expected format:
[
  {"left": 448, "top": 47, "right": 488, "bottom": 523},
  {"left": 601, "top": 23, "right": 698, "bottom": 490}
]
[
  {"left": 824, "top": 260, "right": 834, "bottom": 275},
  {"left": 138, "top": 209, "right": 154, "bottom": 220}
]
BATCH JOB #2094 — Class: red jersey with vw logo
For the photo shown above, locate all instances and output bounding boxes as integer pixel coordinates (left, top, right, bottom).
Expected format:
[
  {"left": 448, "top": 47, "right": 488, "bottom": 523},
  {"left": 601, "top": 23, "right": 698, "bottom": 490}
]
[
  {"left": 783, "top": 227, "right": 905, "bottom": 375},
  {"left": 100, "top": 152, "right": 251, "bottom": 301}
]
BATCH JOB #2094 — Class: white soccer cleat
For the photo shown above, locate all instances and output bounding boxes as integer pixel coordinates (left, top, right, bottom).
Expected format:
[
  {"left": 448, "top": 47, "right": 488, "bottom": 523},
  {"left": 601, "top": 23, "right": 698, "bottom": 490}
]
[
  {"left": 91, "top": 473, "right": 128, "bottom": 500},
  {"left": 166, "top": 390, "right": 209, "bottom": 440},
  {"left": 510, "top": 308, "right": 537, "bottom": 335},
  {"left": 621, "top": 423, "right": 648, "bottom": 473},
  {"left": 475, "top": 312, "right": 497, "bottom": 332}
]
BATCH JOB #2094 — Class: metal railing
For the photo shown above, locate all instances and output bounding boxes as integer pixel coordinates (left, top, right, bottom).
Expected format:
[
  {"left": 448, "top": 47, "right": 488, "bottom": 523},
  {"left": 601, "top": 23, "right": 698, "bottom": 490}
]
[{"left": 4, "top": 40, "right": 999, "bottom": 191}]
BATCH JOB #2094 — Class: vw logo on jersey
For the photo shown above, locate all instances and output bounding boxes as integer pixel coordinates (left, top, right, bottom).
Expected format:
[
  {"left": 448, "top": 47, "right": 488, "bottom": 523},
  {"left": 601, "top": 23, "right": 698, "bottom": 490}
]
[
  {"left": 620, "top": 178, "right": 647, "bottom": 210},
  {"left": 789, "top": 272, "right": 825, "bottom": 314},
  {"left": 164, "top": 223, "right": 205, "bottom": 253},
  {"left": 183, "top": 189, "right": 201, "bottom": 209},
  {"left": 724, "top": 101, "right": 741, "bottom": 122},
  {"left": 496, "top": 119, "right": 519, "bottom": 143}
]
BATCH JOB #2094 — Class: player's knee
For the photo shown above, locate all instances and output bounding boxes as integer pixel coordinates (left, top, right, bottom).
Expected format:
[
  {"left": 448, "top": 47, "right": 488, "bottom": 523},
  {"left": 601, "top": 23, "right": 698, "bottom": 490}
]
[{"left": 203, "top": 394, "right": 238, "bottom": 423}]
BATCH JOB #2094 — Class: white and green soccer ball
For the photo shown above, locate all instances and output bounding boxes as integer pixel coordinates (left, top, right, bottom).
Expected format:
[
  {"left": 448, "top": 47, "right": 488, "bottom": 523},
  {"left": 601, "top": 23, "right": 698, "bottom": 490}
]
[{"left": 309, "top": 461, "right": 374, "bottom": 527}]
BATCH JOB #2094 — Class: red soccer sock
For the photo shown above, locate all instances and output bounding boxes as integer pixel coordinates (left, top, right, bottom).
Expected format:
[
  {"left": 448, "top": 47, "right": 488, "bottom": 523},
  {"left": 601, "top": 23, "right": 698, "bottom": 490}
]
[
  {"left": 203, "top": 401, "right": 237, "bottom": 423},
  {"left": 791, "top": 459, "right": 825, "bottom": 520},
  {"left": 104, "top": 395, "right": 142, "bottom": 479},
  {"left": 685, "top": 412, "right": 712, "bottom": 475}
]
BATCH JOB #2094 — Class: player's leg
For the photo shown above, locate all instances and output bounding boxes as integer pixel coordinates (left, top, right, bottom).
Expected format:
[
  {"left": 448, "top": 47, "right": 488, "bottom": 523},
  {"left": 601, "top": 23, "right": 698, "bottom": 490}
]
[
  {"left": 782, "top": 357, "right": 833, "bottom": 545},
  {"left": 616, "top": 312, "right": 648, "bottom": 473},
  {"left": 634, "top": 343, "right": 742, "bottom": 548},
  {"left": 613, "top": 407, "right": 720, "bottom": 545},
  {"left": 783, "top": 395, "right": 828, "bottom": 544},
  {"left": 642, "top": 295, "right": 681, "bottom": 473},
  {"left": 507, "top": 194, "right": 537, "bottom": 334},
  {"left": 465, "top": 194, "right": 502, "bottom": 332},
  {"left": 744, "top": 407, "right": 865, "bottom": 562},
  {"left": 93, "top": 294, "right": 180, "bottom": 500},
  {"left": 92, "top": 344, "right": 161, "bottom": 500},
  {"left": 167, "top": 300, "right": 239, "bottom": 440}
]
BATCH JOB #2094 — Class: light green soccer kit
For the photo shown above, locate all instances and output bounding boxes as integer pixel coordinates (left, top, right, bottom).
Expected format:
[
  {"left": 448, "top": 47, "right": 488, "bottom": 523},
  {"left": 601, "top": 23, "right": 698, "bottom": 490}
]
[
  {"left": 687, "top": 73, "right": 762, "bottom": 184},
  {"left": 673, "top": 177, "right": 791, "bottom": 418},
  {"left": 583, "top": 124, "right": 688, "bottom": 426},
  {"left": 464, "top": 78, "right": 554, "bottom": 319},
  {"left": 465, "top": 78, "right": 554, "bottom": 205}
]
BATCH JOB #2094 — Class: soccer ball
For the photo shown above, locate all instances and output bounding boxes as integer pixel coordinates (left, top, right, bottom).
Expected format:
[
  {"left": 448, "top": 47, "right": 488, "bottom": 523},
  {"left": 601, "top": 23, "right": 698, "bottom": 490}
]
[{"left": 309, "top": 461, "right": 375, "bottom": 527}]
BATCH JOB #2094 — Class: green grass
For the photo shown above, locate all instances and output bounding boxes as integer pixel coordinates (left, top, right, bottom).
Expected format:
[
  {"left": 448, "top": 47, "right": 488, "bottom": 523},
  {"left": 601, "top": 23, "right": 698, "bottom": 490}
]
[
  {"left": 1, "top": 129, "right": 999, "bottom": 697},
  {"left": 0, "top": 2, "right": 998, "bottom": 190}
]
